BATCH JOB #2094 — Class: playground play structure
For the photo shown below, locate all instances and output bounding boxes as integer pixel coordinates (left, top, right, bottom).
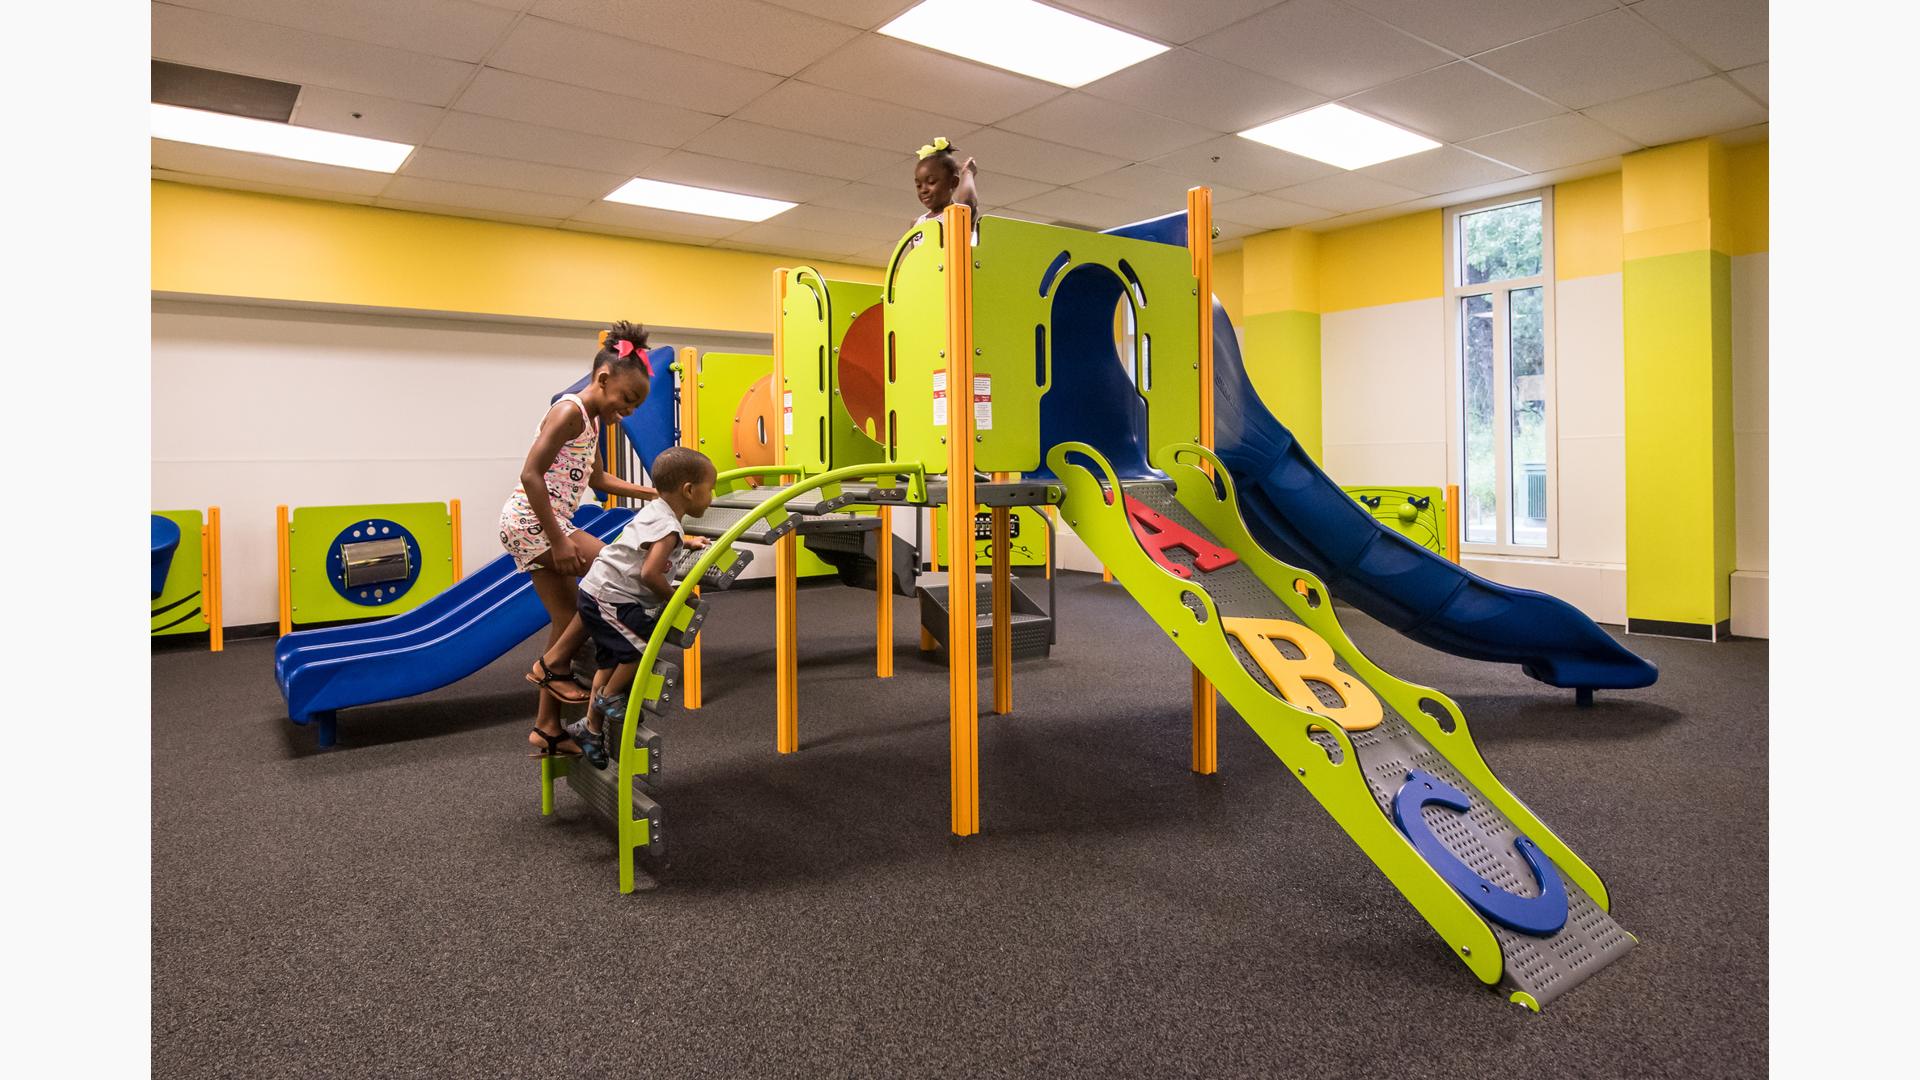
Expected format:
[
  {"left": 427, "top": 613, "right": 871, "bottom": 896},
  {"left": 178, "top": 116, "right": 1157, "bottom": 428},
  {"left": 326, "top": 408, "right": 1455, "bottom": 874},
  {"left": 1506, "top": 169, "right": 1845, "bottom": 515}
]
[{"left": 271, "top": 190, "right": 1658, "bottom": 1010}]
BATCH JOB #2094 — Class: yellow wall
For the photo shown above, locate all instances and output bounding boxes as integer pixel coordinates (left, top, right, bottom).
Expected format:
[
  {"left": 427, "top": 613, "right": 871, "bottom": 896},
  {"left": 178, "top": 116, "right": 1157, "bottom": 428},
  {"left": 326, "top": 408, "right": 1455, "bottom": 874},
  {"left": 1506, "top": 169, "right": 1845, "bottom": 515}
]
[
  {"left": 1555, "top": 172, "right": 1624, "bottom": 280},
  {"left": 1727, "top": 141, "right": 1769, "bottom": 256},
  {"left": 1318, "top": 210, "right": 1443, "bottom": 312},
  {"left": 1214, "top": 247, "right": 1244, "bottom": 324},
  {"left": 151, "top": 181, "right": 882, "bottom": 333}
]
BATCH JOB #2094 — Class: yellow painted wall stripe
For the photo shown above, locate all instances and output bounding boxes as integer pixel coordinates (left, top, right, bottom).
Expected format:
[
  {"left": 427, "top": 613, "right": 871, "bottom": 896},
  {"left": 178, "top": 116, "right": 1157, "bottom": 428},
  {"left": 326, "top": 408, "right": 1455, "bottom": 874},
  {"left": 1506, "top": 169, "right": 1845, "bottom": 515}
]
[
  {"left": 1243, "top": 228, "right": 1320, "bottom": 315},
  {"left": 1318, "top": 210, "right": 1441, "bottom": 313},
  {"left": 1554, "top": 172, "right": 1623, "bottom": 280},
  {"left": 1243, "top": 310, "right": 1322, "bottom": 461},
  {"left": 1214, "top": 246, "right": 1245, "bottom": 324},
  {"left": 151, "top": 181, "right": 882, "bottom": 333},
  {"left": 1726, "top": 141, "right": 1769, "bottom": 256}
]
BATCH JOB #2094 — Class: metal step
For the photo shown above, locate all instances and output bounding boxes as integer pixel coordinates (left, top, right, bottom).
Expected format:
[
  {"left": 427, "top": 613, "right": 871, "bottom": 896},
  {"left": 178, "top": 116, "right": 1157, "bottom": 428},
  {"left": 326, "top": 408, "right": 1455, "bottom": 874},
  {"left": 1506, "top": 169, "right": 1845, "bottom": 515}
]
[
  {"left": 918, "top": 579, "right": 1053, "bottom": 659},
  {"left": 712, "top": 481, "right": 921, "bottom": 515},
  {"left": 563, "top": 757, "right": 666, "bottom": 858},
  {"left": 684, "top": 504, "right": 796, "bottom": 545},
  {"left": 602, "top": 711, "right": 663, "bottom": 779},
  {"left": 922, "top": 480, "right": 1060, "bottom": 507},
  {"left": 669, "top": 544, "right": 753, "bottom": 591},
  {"left": 640, "top": 658, "right": 680, "bottom": 710}
]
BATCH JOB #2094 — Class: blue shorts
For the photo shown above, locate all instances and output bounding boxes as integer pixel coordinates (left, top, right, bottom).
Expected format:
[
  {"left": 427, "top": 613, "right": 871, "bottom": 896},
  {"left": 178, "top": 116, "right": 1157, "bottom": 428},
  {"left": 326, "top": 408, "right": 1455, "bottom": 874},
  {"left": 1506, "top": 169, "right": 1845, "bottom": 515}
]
[{"left": 575, "top": 588, "right": 660, "bottom": 669}]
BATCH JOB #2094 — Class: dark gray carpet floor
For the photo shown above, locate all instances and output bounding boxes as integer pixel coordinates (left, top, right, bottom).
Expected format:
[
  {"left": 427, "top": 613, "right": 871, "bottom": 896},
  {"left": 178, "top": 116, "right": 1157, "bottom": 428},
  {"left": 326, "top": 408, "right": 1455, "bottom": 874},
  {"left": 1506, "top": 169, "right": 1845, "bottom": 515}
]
[{"left": 153, "top": 572, "right": 1767, "bottom": 1079}]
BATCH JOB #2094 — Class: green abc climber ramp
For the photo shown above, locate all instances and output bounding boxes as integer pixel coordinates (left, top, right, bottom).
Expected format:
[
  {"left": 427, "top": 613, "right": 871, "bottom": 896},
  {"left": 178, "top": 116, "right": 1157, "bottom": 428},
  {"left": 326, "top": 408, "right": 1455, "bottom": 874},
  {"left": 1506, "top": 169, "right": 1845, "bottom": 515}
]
[{"left": 1049, "top": 439, "right": 1636, "bottom": 1010}]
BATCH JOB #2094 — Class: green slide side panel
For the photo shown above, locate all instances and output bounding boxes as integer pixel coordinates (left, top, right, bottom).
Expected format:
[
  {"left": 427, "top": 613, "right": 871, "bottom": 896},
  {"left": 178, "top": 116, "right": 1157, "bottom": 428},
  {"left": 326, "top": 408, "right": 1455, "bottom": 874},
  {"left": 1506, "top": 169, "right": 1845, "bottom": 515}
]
[
  {"left": 1046, "top": 439, "right": 1502, "bottom": 987},
  {"left": 288, "top": 502, "right": 455, "bottom": 625},
  {"left": 695, "top": 351, "right": 772, "bottom": 472},
  {"left": 882, "top": 220, "right": 951, "bottom": 474},
  {"left": 782, "top": 268, "right": 834, "bottom": 474},
  {"left": 1159, "top": 444, "right": 1610, "bottom": 913},
  {"left": 973, "top": 216, "right": 1202, "bottom": 473},
  {"left": 932, "top": 504, "right": 1049, "bottom": 567},
  {"left": 824, "top": 277, "right": 887, "bottom": 469},
  {"left": 152, "top": 509, "right": 208, "bottom": 636},
  {"left": 1342, "top": 484, "right": 1449, "bottom": 556}
]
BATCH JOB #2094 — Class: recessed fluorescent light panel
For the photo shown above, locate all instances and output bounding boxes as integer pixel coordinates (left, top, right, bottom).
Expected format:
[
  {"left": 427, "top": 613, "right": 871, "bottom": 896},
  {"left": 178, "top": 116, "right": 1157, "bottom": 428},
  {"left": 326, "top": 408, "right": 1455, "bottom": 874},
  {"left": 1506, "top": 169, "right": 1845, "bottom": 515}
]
[
  {"left": 1238, "top": 104, "right": 1440, "bottom": 170},
  {"left": 879, "top": 0, "right": 1168, "bottom": 87},
  {"left": 150, "top": 103, "right": 413, "bottom": 172},
  {"left": 603, "top": 178, "right": 795, "bottom": 222}
]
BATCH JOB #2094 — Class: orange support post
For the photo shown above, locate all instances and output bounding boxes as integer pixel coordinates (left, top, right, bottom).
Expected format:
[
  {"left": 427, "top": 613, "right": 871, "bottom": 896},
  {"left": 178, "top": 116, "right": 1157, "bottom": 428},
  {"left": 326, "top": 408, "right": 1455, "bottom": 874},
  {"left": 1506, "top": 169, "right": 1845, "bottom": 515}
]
[
  {"left": 680, "top": 346, "right": 704, "bottom": 710},
  {"left": 877, "top": 505, "right": 895, "bottom": 679},
  {"left": 944, "top": 204, "right": 981, "bottom": 837},
  {"left": 772, "top": 271, "right": 800, "bottom": 753},
  {"left": 1445, "top": 483, "right": 1461, "bottom": 563},
  {"left": 991, "top": 474, "right": 1012, "bottom": 716},
  {"left": 206, "top": 506, "right": 224, "bottom": 652},
  {"left": 1188, "top": 186, "right": 1219, "bottom": 776},
  {"left": 276, "top": 504, "right": 291, "bottom": 638},
  {"left": 449, "top": 499, "right": 464, "bottom": 582}
]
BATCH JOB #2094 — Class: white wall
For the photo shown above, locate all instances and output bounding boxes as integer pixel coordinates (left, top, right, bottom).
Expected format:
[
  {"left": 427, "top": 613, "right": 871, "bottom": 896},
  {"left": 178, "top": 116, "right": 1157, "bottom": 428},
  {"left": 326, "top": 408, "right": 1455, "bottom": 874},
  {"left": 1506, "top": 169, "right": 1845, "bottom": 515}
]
[
  {"left": 1731, "top": 252, "right": 1768, "bottom": 636},
  {"left": 152, "top": 299, "right": 759, "bottom": 627},
  {"left": 1319, "top": 297, "right": 1447, "bottom": 486}
]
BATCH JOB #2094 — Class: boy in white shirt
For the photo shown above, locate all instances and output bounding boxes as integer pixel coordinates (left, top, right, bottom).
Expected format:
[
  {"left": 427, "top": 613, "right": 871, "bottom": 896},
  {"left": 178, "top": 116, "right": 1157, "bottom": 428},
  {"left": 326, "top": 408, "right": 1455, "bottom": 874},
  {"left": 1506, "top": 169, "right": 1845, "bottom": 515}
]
[{"left": 569, "top": 446, "right": 716, "bottom": 767}]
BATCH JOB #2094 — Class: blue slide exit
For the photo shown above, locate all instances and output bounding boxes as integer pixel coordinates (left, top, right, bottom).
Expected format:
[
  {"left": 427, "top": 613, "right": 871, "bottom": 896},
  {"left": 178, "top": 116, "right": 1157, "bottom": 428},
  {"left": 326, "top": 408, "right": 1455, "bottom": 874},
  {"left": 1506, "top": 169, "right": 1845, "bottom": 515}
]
[
  {"left": 274, "top": 503, "right": 635, "bottom": 728},
  {"left": 1208, "top": 300, "right": 1656, "bottom": 691}
]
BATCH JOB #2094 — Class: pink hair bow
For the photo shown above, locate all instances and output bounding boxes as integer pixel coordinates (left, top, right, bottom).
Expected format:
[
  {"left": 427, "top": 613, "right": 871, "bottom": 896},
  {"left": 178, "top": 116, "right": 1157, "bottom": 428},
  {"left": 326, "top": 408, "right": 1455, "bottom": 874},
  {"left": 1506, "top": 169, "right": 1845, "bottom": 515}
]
[{"left": 613, "top": 338, "right": 653, "bottom": 376}]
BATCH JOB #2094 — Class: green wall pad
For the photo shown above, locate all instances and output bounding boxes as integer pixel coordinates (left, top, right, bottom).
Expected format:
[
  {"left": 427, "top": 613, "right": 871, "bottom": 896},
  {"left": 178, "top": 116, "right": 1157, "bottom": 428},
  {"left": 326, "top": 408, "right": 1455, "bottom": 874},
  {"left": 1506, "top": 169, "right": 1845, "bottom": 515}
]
[
  {"left": 152, "top": 509, "right": 208, "bottom": 636},
  {"left": 288, "top": 502, "right": 456, "bottom": 625},
  {"left": 932, "top": 505, "right": 1050, "bottom": 567},
  {"left": 1342, "top": 485, "right": 1449, "bottom": 556}
]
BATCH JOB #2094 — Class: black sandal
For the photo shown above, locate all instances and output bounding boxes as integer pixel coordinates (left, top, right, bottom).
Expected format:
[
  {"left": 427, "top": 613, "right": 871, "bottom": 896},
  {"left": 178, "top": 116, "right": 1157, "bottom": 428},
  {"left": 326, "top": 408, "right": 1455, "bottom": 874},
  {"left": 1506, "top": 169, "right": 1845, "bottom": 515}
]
[
  {"left": 528, "top": 725, "right": 582, "bottom": 758},
  {"left": 526, "top": 656, "right": 589, "bottom": 705}
]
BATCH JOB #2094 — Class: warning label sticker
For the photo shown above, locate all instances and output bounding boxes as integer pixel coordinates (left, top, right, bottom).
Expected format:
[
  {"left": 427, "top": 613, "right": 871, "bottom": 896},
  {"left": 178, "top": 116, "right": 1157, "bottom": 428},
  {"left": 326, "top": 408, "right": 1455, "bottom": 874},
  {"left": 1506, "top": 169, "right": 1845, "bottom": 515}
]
[
  {"left": 973, "top": 374, "right": 992, "bottom": 431},
  {"left": 783, "top": 391, "right": 793, "bottom": 436},
  {"left": 932, "top": 370, "right": 947, "bottom": 427}
]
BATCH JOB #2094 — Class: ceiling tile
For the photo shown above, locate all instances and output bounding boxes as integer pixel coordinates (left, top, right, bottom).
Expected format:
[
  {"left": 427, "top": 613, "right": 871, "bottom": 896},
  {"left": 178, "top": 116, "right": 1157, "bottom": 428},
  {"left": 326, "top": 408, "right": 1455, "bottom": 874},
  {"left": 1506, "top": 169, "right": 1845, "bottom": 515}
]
[
  {"left": 1272, "top": 171, "right": 1424, "bottom": 213},
  {"left": 567, "top": 201, "right": 745, "bottom": 241},
  {"left": 759, "top": 0, "right": 915, "bottom": 30},
  {"left": 735, "top": 82, "right": 976, "bottom": 154},
  {"left": 455, "top": 68, "right": 722, "bottom": 147},
  {"left": 643, "top": 151, "right": 850, "bottom": 203},
  {"left": 1212, "top": 193, "right": 1328, "bottom": 230},
  {"left": 719, "top": 221, "right": 875, "bottom": 257},
  {"left": 1459, "top": 112, "right": 1639, "bottom": 173},
  {"left": 428, "top": 112, "right": 673, "bottom": 175},
  {"left": 152, "top": 167, "right": 382, "bottom": 206},
  {"left": 1052, "top": 1, "right": 1286, "bottom": 45},
  {"left": 162, "top": 0, "right": 519, "bottom": 64},
  {"left": 847, "top": 240, "right": 899, "bottom": 266},
  {"left": 1582, "top": 75, "right": 1768, "bottom": 146},
  {"left": 767, "top": 203, "right": 911, "bottom": 242},
  {"left": 377, "top": 198, "right": 570, "bottom": 229},
  {"left": 1343, "top": 62, "right": 1564, "bottom": 143},
  {"left": 1728, "top": 63, "right": 1767, "bottom": 106},
  {"left": 1340, "top": 0, "right": 1616, "bottom": 56},
  {"left": 487, "top": 17, "right": 784, "bottom": 116},
  {"left": 379, "top": 175, "right": 593, "bottom": 219},
  {"left": 850, "top": 161, "right": 1059, "bottom": 210},
  {"left": 1213, "top": 219, "right": 1263, "bottom": 242},
  {"left": 1147, "top": 135, "right": 1339, "bottom": 193},
  {"left": 1190, "top": 0, "right": 1454, "bottom": 97},
  {"left": 151, "top": 140, "right": 395, "bottom": 196},
  {"left": 400, "top": 147, "right": 628, "bottom": 199},
  {"left": 152, "top": 4, "right": 477, "bottom": 107},
  {"left": 795, "top": 34, "right": 1064, "bottom": 126},
  {"left": 528, "top": 0, "right": 860, "bottom": 77},
  {"left": 941, "top": 127, "right": 1128, "bottom": 186},
  {"left": 813, "top": 180, "right": 932, "bottom": 219},
  {"left": 683, "top": 119, "right": 912, "bottom": 183},
  {"left": 1008, "top": 187, "right": 1166, "bottom": 229},
  {"left": 1077, "top": 164, "right": 1248, "bottom": 206},
  {"left": 1079, "top": 48, "right": 1323, "bottom": 132},
  {"left": 1355, "top": 146, "right": 1525, "bottom": 196},
  {"left": 1632, "top": 0, "right": 1769, "bottom": 71},
  {"left": 1474, "top": 10, "right": 1710, "bottom": 109},
  {"left": 290, "top": 88, "right": 446, "bottom": 144},
  {"left": 998, "top": 93, "right": 1219, "bottom": 159}
]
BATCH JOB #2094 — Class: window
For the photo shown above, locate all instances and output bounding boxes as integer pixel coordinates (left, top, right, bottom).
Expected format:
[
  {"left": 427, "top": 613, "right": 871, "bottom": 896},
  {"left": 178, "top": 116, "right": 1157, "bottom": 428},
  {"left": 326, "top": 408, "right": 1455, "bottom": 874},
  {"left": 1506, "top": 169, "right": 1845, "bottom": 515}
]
[{"left": 1445, "top": 192, "right": 1556, "bottom": 555}]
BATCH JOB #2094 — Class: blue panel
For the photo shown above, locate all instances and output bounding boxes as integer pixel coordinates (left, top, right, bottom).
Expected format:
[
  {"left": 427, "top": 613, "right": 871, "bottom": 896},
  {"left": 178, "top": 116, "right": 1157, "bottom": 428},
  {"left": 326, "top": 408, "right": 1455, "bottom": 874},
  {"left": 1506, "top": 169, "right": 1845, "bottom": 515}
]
[
  {"left": 273, "top": 504, "right": 635, "bottom": 724},
  {"left": 1392, "top": 770, "right": 1569, "bottom": 936},
  {"left": 1210, "top": 298, "right": 1657, "bottom": 690},
  {"left": 1032, "top": 263, "right": 1156, "bottom": 481},
  {"left": 151, "top": 515, "right": 181, "bottom": 600}
]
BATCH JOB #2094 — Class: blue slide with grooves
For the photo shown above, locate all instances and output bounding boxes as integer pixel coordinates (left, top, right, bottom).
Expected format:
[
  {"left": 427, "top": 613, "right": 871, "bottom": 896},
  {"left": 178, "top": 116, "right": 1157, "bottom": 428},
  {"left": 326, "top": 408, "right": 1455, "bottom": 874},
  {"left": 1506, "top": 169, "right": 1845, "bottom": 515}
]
[
  {"left": 275, "top": 504, "right": 635, "bottom": 728},
  {"left": 1208, "top": 300, "right": 1657, "bottom": 692}
]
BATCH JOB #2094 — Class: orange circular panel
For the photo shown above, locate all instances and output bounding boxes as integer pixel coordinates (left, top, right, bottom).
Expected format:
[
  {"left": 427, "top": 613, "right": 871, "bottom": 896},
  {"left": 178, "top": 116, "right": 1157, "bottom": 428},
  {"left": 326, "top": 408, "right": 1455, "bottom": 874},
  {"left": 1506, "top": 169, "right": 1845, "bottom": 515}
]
[
  {"left": 733, "top": 374, "right": 778, "bottom": 484},
  {"left": 839, "top": 304, "right": 887, "bottom": 442}
]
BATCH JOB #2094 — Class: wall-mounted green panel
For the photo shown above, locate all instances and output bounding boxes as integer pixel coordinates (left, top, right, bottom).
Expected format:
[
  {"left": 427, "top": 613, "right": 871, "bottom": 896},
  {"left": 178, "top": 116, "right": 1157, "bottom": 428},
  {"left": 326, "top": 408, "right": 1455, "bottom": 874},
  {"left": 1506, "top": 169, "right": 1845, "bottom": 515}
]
[
  {"left": 1342, "top": 485, "right": 1448, "bottom": 556},
  {"left": 287, "top": 502, "right": 454, "bottom": 625},
  {"left": 151, "top": 509, "right": 208, "bottom": 637}
]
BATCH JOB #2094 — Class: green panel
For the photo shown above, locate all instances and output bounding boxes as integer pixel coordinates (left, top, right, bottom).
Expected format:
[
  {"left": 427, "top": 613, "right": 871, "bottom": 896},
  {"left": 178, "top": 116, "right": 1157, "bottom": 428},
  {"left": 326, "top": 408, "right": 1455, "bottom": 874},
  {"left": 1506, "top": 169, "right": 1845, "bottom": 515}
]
[
  {"left": 1243, "top": 309, "right": 1321, "bottom": 462},
  {"left": 151, "top": 509, "right": 208, "bottom": 637},
  {"left": 780, "top": 269, "right": 834, "bottom": 473},
  {"left": 288, "top": 502, "right": 455, "bottom": 625},
  {"left": 932, "top": 504, "right": 1049, "bottom": 567},
  {"left": 972, "top": 216, "right": 1201, "bottom": 473},
  {"left": 1342, "top": 484, "right": 1448, "bottom": 556},
  {"left": 1624, "top": 249, "right": 1734, "bottom": 624},
  {"left": 694, "top": 351, "right": 773, "bottom": 473},
  {"left": 824, "top": 278, "right": 887, "bottom": 469},
  {"left": 882, "top": 220, "right": 951, "bottom": 473}
]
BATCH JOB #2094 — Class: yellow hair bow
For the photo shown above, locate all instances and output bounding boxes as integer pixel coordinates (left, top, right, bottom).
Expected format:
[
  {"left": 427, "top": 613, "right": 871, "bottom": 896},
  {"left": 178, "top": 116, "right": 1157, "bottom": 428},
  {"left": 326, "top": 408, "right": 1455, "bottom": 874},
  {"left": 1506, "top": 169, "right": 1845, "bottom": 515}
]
[{"left": 916, "top": 136, "right": 951, "bottom": 160}]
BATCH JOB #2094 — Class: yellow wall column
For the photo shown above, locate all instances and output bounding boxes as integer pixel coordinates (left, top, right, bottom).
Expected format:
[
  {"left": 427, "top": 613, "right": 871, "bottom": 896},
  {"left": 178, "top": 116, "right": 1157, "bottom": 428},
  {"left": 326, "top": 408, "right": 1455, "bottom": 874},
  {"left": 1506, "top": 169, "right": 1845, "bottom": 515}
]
[
  {"left": 1622, "top": 139, "right": 1737, "bottom": 639},
  {"left": 1239, "top": 229, "right": 1322, "bottom": 460}
]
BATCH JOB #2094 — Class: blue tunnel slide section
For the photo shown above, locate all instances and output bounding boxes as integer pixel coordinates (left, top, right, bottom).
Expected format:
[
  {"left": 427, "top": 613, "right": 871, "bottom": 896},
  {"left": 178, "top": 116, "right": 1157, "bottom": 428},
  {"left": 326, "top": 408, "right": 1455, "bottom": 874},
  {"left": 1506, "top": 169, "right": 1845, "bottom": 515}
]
[
  {"left": 1207, "top": 300, "right": 1656, "bottom": 691},
  {"left": 275, "top": 504, "right": 635, "bottom": 724}
]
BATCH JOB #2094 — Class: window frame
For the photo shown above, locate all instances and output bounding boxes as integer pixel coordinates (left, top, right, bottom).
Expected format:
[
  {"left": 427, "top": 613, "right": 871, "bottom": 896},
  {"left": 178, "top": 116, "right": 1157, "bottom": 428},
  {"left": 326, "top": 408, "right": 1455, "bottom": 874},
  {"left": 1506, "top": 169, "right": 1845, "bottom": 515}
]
[{"left": 1442, "top": 188, "right": 1560, "bottom": 558}]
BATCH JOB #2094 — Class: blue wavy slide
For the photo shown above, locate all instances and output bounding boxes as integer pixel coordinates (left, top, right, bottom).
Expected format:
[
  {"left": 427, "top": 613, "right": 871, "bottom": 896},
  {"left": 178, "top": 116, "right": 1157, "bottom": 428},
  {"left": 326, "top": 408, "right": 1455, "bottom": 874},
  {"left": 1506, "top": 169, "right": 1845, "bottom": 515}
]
[
  {"left": 1208, "top": 300, "right": 1656, "bottom": 694},
  {"left": 274, "top": 503, "right": 635, "bottom": 744}
]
